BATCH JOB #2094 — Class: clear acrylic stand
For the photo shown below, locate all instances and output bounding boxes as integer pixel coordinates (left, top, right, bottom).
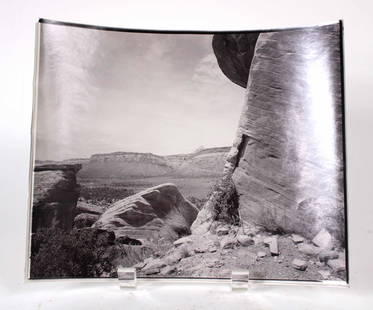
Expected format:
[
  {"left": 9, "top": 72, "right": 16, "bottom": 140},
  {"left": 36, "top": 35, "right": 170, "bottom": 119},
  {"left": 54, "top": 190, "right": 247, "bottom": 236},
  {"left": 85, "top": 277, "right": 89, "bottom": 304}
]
[
  {"left": 231, "top": 270, "right": 250, "bottom": 290},
  {"left": 115, "top": 266, "right": 348, "bottom": 290},
  {"left": 117, "top": 267, "right": 251, "bottom": 290},
  {"left": 118, "top": 267, "right": 137, "bottom": 288}
]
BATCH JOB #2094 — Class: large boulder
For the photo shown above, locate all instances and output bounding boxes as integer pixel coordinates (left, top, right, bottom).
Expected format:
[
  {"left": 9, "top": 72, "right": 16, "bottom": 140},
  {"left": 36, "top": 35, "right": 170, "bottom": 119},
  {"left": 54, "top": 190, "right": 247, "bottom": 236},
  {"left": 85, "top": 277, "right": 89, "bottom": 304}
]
[
  {"left": 32, "top": 164, "right": 82, "bottom": 232},
  {"left": 196, "top": 24, "right": 345, "bottom": 245},
  {"left": 93, "top": 183, "right": 199, "bottom": 242}
]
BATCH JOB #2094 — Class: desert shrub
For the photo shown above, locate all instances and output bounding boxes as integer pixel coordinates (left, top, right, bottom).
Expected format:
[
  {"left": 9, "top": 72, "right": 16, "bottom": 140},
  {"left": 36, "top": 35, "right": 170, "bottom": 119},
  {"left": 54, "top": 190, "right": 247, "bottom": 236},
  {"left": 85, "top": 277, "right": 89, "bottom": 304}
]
[
  {"left": 210, "top": 176, "right": 240, "bottom": 225},
  {"left": 30, "top": 228, "right": 117, "bottom": 278},
  {"left": 80, "top": 185, "right": 134, "bottom": 205},
  {"left": 108, "top": 244, "right": 154, "bottom": 273},
  {"left": 187, "top": 196, "right": 207, "bottom": 210},
  {"left": 30, "top": 227, "right": 155, "bottom": 279}
]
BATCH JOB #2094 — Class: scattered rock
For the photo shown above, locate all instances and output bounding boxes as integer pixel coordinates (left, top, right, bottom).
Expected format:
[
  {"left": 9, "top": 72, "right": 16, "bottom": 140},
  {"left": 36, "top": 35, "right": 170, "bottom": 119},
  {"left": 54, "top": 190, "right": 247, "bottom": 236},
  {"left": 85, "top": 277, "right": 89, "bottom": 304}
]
[
  {"left": 208, "top": 246, "right": 218, "bottom": 253},
  {"left": 142, "top": 259, "right": 166, "bottom": 273},
  {"left": 144, "top": 268, "right": 160, "bottom": 275},
  {"left": 263, "top": 237, "right": 273, "bottom": 245},
  {"left": 298, "top": 243, "right": 321, "bottom": 256},
  {"left": 312, "top": 229, "right": 334, "bottom": 250},
  {"left": 318, "top": 250, "right": 339, "bottom": 262},
  {"left": 316, "top": 261, "right": 325, "bottom": 268},
  {"left": 165, "top": 253, "right": 182, "bottom": 265},
  {"left": 318, "top": 270, "right": 331, "bottom": 279},
  {"left": 194, "top": 245, "right": 209, "bottom": 254},
  {"left": 216, "top": 226, "right": 230, "bottom": 236},
  {"left": 206, "top": 258, "right": 220, "bottom": 268},
  {"left": 292, "top": 259, "right": 308, "bottom": 271},
  {"left": 220, "top": 236, "right": 237, "bottom": 249},
  {"left": 173, "top": 236, "right": 193, "bottom": 247},
  {"left": 165, "top": 245, "right": 191, "bottom": 265},
  {"left": 179, "top": 244, "right": 192, "bottom": 257},
  {"left": 291, "top": 234, "right": 305, "bottom": 244},
  {"left": 161, "top": 265, "right": 177, "bottom": 275},
  {"left": 237, "top": 235, "right": 254, "bottom": 246},
  {"left": 242, "top": 223, "right": 261, "bottom": 236},
  {"left": 133, "top": 261, "right": 147, "bottom": 270},
  {"left": 253, "top": 235, "right": 264, "bottom": 245},
  {"left": 327, "top": 258, "right": 346, "bottom": 272},
  {"left": 270, "top": 239, "right": 279, "bottom": 256},
  {"left": 264, "top": 237, "right": 279, "bottom": 256}
]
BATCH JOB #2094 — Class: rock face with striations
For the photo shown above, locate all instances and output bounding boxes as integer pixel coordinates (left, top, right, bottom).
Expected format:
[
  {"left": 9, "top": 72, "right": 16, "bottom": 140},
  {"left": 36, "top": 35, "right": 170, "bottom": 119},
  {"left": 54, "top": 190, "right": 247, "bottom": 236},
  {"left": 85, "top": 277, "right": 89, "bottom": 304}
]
[
  {"left": 32, "top": 164, "right": 82, "bottom": 232},
  {"left": 195, "top": 24, "right": 345, "bottom": 244},
  {"left": 93, "top": 183, "right": 199, "bottom": 242}
]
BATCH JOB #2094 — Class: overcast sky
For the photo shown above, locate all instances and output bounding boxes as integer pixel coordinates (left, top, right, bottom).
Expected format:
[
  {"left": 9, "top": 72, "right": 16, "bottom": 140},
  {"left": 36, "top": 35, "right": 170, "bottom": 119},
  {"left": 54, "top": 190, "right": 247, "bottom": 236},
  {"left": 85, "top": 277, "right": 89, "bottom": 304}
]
[{"left": 35, "top": 23, "right": 245, "bottom": 161}]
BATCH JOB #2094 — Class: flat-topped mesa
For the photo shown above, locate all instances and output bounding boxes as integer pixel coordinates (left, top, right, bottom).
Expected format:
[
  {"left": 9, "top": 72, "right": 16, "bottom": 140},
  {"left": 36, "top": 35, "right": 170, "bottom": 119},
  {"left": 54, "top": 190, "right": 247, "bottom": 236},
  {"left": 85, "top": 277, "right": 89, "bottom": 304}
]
[
  {"left": 90, "top": 152, "right": 168, "bottom": 163},
  {"left": 167, "top": 146, "right": 231, "bottom": 157},
  {"left": 194, "top": 24, "right": 345, "bottom": 245},
  {"left": 79, "top": 147, "right": 231, "bottom": 179},
  {"left": 93, "top": 183, "right": 199, "bottom": 243},
  {"left": 80, "top": 152, "right": 173, "bottom": 178},
  {"left": 166, "top": 147, "right": 231, "bottom": 177},
  {"left": 32, "top": 163, "right": 82, "bottom": 232}
]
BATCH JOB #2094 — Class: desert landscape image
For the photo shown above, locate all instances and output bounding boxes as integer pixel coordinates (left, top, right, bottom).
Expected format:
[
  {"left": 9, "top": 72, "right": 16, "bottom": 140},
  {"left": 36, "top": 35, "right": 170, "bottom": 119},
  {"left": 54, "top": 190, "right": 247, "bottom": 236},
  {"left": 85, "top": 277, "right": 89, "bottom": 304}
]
[{"left": 29, "top": 20, "right": 347, "bottom": 282}]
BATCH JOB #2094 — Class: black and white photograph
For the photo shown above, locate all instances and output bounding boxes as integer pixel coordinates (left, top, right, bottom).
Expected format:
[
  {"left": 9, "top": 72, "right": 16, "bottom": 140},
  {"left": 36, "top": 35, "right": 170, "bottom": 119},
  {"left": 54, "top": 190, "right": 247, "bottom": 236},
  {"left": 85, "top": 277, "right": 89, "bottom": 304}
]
[{"left": 28, "top": 20, "right": 347, "bottom": 282}]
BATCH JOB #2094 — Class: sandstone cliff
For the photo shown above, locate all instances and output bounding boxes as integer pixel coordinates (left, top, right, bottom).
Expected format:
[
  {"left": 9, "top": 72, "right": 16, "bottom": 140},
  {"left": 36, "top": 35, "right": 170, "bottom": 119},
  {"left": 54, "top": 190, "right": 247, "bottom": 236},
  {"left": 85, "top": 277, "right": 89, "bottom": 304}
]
[
  {"left": 194, "top": 24, "right": 345, "bottom": 245},
  {"left": 32, "top": 163, "right": 82, "bottom": 232}
]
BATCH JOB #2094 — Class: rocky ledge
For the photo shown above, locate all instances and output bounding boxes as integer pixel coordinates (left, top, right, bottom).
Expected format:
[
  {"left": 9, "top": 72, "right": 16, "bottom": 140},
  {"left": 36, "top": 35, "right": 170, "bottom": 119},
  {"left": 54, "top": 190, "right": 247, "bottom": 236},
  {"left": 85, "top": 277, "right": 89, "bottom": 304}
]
[{"left": 32, "top": 163, "right": 82, "bottom": 232}]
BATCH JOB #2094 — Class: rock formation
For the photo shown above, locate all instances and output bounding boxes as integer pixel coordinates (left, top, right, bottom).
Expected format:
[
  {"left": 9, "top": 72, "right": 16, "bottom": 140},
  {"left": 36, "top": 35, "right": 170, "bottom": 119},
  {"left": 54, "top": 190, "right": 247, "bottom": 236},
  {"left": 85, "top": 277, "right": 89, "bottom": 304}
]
[
  {"left": 194, "top": 23, "right": 345, "bottom": 245},
  {"left": 32, "top": 164, "right": 82, "bottom": 232},
  {"left": 93, "top": 183, "right": 199, "bottom": 243},
  {"left": 212, "top": 33, "right": 259, "bottom": 88}
]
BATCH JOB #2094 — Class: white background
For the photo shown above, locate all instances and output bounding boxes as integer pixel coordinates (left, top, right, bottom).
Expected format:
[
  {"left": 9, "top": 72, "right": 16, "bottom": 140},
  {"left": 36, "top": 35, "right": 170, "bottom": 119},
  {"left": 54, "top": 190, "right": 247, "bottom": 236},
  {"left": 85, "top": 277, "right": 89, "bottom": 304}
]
[{"left": 1, "top": 0, "right": 372, "bottom": 308}]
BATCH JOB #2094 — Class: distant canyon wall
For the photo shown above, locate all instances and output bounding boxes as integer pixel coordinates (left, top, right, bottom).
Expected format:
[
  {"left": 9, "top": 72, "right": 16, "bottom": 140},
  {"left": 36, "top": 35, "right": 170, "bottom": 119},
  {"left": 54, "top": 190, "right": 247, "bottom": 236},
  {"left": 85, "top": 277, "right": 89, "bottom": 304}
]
[{"left": 78, "top": 147, "right": 230, "bottom": 179}]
